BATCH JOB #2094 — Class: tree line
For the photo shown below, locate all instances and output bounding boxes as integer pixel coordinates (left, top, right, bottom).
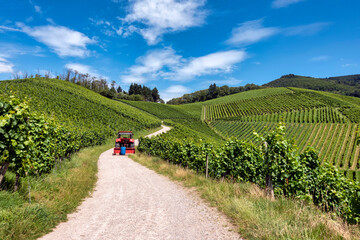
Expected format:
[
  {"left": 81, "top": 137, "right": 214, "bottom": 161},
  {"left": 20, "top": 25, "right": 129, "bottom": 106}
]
[
  {"left": 265, "top": 74, "right": 360, "bottom": 98},
  {"left": 167, "top": 83, "right": 262, "bottom": 104},
  {"left": 11, "top": 69, "right": 163, "bottom": 103}
]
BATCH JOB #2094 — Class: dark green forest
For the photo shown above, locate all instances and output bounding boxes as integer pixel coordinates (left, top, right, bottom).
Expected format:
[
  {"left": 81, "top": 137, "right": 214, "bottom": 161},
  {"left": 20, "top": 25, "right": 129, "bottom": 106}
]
[
  {"left": 265, "top": 74, "right": 360, "bottom": 97},
  {"left": 167, "top": 83, "right": 262, "bottom": 104}
]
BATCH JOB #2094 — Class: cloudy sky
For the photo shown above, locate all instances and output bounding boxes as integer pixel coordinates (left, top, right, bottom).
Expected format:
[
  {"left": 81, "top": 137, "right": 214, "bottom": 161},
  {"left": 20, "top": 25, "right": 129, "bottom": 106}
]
[{"left": 0, "top": 0, "right": 359, "bottom": 101}]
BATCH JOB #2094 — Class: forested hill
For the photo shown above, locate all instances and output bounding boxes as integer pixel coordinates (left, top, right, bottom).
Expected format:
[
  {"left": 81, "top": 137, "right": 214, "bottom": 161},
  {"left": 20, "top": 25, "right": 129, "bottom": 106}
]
[{"left": 264, "top": 74, "right": 360, "bottom": 97}]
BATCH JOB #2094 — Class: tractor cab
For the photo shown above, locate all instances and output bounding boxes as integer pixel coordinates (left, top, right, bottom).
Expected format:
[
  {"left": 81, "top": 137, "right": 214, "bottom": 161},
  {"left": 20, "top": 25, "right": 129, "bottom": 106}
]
[{"left": 113, "top": 131, "right": 135, "bottom": 155}]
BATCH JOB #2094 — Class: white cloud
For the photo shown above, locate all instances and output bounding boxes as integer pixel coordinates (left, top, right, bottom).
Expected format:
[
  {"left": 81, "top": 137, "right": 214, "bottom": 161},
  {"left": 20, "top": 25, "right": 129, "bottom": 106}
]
[
  {"left": 120, "top": 0, "right": 207, "bottom": 45},
  {"left": 65, "top": 63, "right": 101, "bottom": 77},
  {"left": 0, "top": 25, "right": 21, "bottom": 32},
  {"left": 121, "top": 48, "right": 246, "bottom": 84},
  {"left": 226, "top": 20, "right": 279, "bottom": 46},
  {"left": 284, "top": 22, "right": 331, "bottom": 36},
  {"left": 0, "top": 43, "right": 43, "bottom": 58},
  {"left": 46, "top": 18, "right": 56, "bottom": 25},
  {"left": 122, "top": 75, "right": 147, "bottom": 84},
  {"left": 121, "top": 48, "right": 181, "bottom": 84},
  {"left": 175, "top": 50, "right": 247, "bottom": 80},
  {"left": 89, "top": 18, "right": 111, "bottom": 26},
  {"left": 272, "top": 0, "right": 305, "bottom": 8},
  {"left": 0, "top": 57, "right": 14, "bottom": 73},
  {"left": 309, "top": 56, "right": 330, "bottom": 62},
  {"left": 161, "top": 85, "right": 190, "bottom": 102},
  {"left": 17, "top": 23, "right": 96, "bottom": 57},
  {"left": 227, "top": 20, "right": 330, "bottom": 46},
  {"left": 29, "top": 1, "right": 42, "bottom": 13},
  {"left": 34, "top": 5, "right": 42, "bottom": 13},
  {"left": 341, "top": 63, "right": 357, "bottom": 68}
]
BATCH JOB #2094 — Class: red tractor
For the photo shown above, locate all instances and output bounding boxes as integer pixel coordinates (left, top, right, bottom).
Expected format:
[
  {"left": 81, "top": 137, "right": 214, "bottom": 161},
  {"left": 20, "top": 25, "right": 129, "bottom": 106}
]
[{"left": 113, "top": 131, "right": 136, "bottom": 155}]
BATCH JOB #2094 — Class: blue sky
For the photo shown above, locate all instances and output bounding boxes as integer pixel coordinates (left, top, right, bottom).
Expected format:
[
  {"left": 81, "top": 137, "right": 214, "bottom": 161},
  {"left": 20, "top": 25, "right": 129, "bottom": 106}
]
[{"left": 0, "top": 0, "right": 359, "bottom": 101}]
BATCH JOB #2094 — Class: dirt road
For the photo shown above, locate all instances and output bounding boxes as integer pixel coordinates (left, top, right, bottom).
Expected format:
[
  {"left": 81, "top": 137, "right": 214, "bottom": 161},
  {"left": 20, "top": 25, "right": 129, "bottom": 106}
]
[{"left": 39, "top": 126, "right": 241, "bottom": 240}]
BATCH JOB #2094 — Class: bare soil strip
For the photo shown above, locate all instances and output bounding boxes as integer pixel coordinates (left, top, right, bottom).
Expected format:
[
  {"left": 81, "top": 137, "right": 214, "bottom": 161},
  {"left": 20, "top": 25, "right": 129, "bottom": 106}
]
[{"left": 39, "top": 126, "right": 240, "bottom": 240}]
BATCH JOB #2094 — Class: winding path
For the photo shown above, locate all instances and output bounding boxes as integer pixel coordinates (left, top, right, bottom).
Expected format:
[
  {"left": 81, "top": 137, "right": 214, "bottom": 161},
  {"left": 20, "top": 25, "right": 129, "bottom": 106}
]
[{"left": 39, "top": 126, "right": 241, "bottom": 240}]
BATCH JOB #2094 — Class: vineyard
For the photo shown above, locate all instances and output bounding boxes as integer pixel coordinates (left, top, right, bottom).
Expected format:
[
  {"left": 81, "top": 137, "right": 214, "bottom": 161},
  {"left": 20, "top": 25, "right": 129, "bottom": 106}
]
[
  {"left": 202, "top": 87, "right": 294, "bottom": 104},
  {"left": 203, "top": 89, "right": 360, "bottom": 122},
  {"left": 0, "top": 78, "right": 161, "bottom": 136},
  {"left": 199, "top": 88, "right": 360, "bottom": 181},
  {"left": 2, "top": 78, "right": 360, "bottom": 226},
  {"left": 121, "top": 100, "right": 194, "bottom": 119},
  {"left": 209, "top": 121, "right": 360, "bottom": 176},
  {"left": 138, "top": 124, "right": 360, "bottom": 223},
  {"left": 0, "top": 78, "right": 161, "bottom": 183},
  {"left": 121, "top": 99, "right": 221, "bottom": 142}
]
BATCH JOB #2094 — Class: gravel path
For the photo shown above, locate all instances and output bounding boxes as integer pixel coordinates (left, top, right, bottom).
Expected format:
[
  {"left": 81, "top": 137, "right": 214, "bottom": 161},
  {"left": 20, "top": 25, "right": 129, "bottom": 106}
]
[{"left": 39, "top": 126, "right": 241, "bottom": 240}]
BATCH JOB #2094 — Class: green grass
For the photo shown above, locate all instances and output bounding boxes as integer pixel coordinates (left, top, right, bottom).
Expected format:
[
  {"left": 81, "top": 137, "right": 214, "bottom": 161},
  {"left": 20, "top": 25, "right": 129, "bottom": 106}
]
[
  {"left": 121, "top": 99, "right": 194, "bottom": 119},
  {"left": 169, "top": 118, "right": 223, "bottom": 142},
  {"left": 202, "top": 87, "right": 293, "bottom": 104},
  {"left": 264, "top": 74, "right": 360, "bottom": 99},
  {"left": 0, "top": 139, "right": 112, "bottom": 240},
  {"left": 172, "top": 102, "right": 203, "bottom": 119},
  {"left": 209, "top": 121, "right": 360, "bottom": 173},
  {"left": 0, "top": 78, "right": 161, "bottom": 135},
  {"left": 119, "top": 99, "right": 223, "bottom": 142},
  {"left": 130, "top": 153, "right": 360, "bottom": 240},
  {"left": 0, "top": 127, "right": 160, "bottom": 240}
]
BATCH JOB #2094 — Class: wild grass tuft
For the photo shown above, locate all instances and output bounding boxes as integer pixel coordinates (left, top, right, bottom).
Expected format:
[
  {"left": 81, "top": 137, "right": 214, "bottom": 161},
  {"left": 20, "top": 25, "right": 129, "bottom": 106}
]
[
  {"left": 0, "top": 138, "right": 114, "bottom": 240},
  {"left": 0, "top": 127, "right": 163, "bottom": 240},
  {"left": 130, "top": 153, "right": 360, "bottom": 240}
]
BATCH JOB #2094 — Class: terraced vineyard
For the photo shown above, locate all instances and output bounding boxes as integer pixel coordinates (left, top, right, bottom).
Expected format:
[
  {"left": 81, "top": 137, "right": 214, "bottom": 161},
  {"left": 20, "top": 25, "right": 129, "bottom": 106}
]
[
  {"left": 121, "top": 99, "right": 221, "bottom": 142},
  {"left": 203, "top": 88, "right": 360, "bottom": 121},
  {"left": 0, "top": 78, "right": 161, "bottom": 143},
  {"left": 203, "top": 87, "right": 294, "bottom": 104},
  {"left": 122, "top": 100, "right": 194, "bottom": 119},
  {"left": 216, "top": 107, "right": 348, "bottom": 123},
  {"left": 210, "top": 121, "right": 359, "bottom": 171},
  {"left": 199, "top": 88, "right": 360, "bottom": 181}
]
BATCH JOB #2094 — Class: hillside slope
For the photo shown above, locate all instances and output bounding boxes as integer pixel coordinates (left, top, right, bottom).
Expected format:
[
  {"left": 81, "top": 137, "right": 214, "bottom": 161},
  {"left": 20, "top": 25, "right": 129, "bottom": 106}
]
[
  {"left": 0, "top": 78, "right": 161, "bottom": 143},
  {"left": 174, "top": 87, "right": 360, "bottom": 180},
  {"left": 264, "top": 74, "right": 360, "bottom": 97},
  {"left": 120, "top": 99, "right": 222, "bottom": 142}
]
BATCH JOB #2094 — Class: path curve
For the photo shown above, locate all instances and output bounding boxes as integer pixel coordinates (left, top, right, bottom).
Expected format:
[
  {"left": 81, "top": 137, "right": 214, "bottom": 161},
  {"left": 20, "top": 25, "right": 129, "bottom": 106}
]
[{"left": 39, "top": 126, "right": 241, "bottom": 240}]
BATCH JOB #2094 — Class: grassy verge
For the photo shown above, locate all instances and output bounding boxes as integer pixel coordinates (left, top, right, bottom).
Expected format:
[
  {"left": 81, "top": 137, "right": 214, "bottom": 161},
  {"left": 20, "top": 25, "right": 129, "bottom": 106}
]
[
  {"left": 130, "top": 153, "right": 360, "bottom": 240},
  {"left": 0, "top": 127, "right": 161, "bottom": 240},
  {"left": 133, "top": 125, "right": 163, "bottom": 139}
]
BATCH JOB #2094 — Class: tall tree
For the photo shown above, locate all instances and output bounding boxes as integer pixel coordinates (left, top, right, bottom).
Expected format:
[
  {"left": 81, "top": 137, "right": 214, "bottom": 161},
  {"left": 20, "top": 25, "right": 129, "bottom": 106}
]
[
  {"left": 152, "top": 87, "right": 160, "bottom": 102},
  {"left": 207, "top": 83, "right": 219, "bottom": 99}
]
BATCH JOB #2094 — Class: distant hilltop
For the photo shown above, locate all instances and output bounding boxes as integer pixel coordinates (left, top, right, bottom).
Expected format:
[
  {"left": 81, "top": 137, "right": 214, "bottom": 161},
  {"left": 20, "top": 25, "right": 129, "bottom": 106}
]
[
  {"left": 264, "top": 74, "right": 360, "bottom": 98},
  {"left": 168, "top": 73, "right": 360, "bottom": 104}
]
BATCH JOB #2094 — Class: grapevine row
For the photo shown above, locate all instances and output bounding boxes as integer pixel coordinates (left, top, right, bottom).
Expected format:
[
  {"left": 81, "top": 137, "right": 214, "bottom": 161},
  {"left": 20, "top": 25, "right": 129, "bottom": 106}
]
[
  {"left": 210, "top": 107, "right": 347, "bottom": 123},
  {"left": 204, "top": 92, "right": 325, "bottom": 120},
  {"left": 138, "top": 125, "right": 360, "bottom": 223},
  {"left": 209, "top": 121, "right": 360, "bottom": 172}
]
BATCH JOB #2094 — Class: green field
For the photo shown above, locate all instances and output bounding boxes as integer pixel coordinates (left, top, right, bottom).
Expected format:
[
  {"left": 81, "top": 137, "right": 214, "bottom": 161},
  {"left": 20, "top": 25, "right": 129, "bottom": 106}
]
[
  {"left": 203, "top": 87, "right": 294, "bottom": 104},
  {"left": 0, "top": 78, "right": 161, "bottom": 138},
  {"left": 210, "top": 121, "right": 359, "bottom": 173},
  {"left": 4, "top": 81, "right": 354, "bottom": 178},
  {"left": 203, "top": 88, "right": 360, "bottom": 122},
  {"left": 117, "top": 87, "right": 360, "bottom": 176},
  {"left": 121, "top": 99, "right": 194, "bottom": 119},
  {"left": 2, "top": 78, "right": 360, "bottom": 239},
  {"left": 120, "top": 98, "right": 221, "bottom": 142}
]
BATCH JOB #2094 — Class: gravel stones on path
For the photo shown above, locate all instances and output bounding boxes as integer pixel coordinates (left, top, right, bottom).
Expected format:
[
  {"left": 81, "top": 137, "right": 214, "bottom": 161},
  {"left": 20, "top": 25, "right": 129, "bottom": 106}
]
[{"left": 39, "top": 127, "right": 241, "bottom": 240}]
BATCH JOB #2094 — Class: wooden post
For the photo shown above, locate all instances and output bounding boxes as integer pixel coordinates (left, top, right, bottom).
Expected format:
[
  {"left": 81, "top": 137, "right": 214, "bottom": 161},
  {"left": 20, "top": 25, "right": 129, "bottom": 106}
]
[
  {"left": 14, "top": 173, "right": 20, "bottom": 192},
  {"left": 0, "top": 162, "right": 10, "bottom": 185},
  {"left": 206, "top": 155, "right": 209, "bottom": 179},
  {"left": 264, "top": 142, "right": 274, "bottom": 200}
]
